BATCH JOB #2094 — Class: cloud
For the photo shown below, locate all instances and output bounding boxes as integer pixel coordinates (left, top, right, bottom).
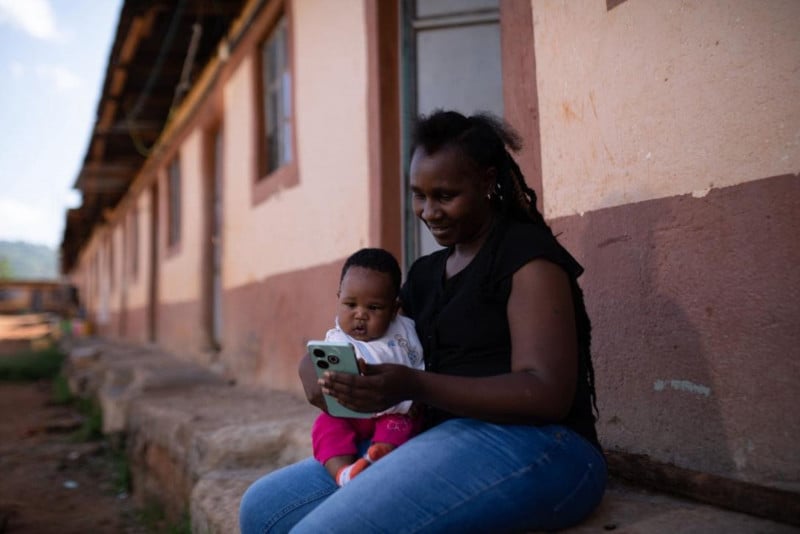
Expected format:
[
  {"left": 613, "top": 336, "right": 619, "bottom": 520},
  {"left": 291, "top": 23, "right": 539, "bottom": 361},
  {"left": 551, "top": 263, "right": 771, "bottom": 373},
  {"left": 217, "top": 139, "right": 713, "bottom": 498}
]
[
  {"left": 10, "top": 60, "right": 24, "bottom": 80},
  {"left": 35, "top": 64, "right": 84, "bottom": 91},
  {"left": 0, "top": 197, "right": 58, "bottom": 246},
  {"left": 0, "top": 0, "right": 59, "bottom": 40}
]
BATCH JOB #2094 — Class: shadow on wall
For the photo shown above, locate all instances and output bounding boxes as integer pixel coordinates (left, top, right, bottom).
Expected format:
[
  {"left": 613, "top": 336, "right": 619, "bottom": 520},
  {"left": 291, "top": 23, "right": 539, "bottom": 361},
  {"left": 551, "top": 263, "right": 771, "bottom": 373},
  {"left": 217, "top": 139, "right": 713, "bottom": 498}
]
[
  {"left": 219, "top": 259, "right": 341, "bottom": 394},
  {"left": 554, "top": 192, "right": 736, "bottom": 478}
]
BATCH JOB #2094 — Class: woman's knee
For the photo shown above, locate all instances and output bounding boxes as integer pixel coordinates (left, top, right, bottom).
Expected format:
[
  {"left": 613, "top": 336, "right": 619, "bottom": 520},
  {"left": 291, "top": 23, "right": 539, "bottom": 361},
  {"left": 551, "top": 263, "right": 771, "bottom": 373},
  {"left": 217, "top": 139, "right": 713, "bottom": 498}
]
[
  {"left": 238, "top": 478, "right": 268, "bottom": 534},
  {"left": 238, "top": 459, "right": 338, "bottom": 534}
]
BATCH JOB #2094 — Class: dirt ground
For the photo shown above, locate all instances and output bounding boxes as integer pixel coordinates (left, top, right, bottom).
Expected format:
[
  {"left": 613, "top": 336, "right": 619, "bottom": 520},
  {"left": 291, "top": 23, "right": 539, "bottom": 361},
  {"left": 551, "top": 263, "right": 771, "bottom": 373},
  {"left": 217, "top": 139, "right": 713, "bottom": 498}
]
[{"left": 0, "top": 379, "right": 152, "bottom": 534}]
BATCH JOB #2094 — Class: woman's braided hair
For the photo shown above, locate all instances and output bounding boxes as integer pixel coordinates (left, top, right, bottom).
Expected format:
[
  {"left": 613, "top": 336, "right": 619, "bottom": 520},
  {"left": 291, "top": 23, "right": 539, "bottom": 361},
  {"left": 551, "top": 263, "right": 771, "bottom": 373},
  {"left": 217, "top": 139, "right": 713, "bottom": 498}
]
[
  {"left": 412, "top": 110, "right": 546, "bottom": 225},
  {"left": 412, "top": 110, "right": 599, "bottom": 417}
]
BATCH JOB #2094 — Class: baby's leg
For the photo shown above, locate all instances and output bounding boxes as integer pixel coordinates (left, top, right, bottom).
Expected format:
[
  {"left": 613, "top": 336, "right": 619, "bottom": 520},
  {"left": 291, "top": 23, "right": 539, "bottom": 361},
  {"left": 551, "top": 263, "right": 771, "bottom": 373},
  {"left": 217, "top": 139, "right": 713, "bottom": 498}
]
[
  {"left": 334, "top": 442, "right": 393, "bottom": 485},
  {"left": 312, "top": 414, "right": 375, "bottom": 486},
  {"left": 324, "top": 454, "right": 358, "bottom": 483},
  {"left": 337, "top": 413, "right": 420, "bottom": 485},
  {"left": 372, "top": 412, "right": 421, "bottom": 448}
]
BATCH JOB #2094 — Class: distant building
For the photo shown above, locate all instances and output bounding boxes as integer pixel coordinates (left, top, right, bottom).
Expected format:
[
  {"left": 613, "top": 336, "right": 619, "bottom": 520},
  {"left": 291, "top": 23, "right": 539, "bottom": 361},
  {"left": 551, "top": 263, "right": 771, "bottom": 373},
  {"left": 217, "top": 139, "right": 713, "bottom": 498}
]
[
  {"left": 61, "top": 0, "right": 800, "bottom": 494},
  {"left": 0, "top": 280, "right": 77, "bottom": 315}
]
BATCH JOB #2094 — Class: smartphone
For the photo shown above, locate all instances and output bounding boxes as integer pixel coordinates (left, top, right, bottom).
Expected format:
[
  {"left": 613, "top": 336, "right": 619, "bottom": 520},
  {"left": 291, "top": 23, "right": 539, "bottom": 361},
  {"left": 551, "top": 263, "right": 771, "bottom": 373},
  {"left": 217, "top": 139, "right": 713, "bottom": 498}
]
[{"left": 307, "top": 341, "right": 372, "bottom": 419}]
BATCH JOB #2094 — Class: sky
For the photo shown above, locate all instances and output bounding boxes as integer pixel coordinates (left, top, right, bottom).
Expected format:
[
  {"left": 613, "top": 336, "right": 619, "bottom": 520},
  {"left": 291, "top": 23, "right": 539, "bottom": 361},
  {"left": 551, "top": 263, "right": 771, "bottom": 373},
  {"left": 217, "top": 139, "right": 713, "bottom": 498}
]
[{"left": 0, "top": 0, "right": 123, "bottom": 249}]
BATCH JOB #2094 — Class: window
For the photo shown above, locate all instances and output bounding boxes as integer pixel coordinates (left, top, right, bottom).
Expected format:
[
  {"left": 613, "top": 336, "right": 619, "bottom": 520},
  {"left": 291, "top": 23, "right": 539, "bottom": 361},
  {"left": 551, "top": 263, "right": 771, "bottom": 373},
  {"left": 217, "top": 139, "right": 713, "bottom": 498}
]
[
  {"left": 259, "top": 15, "right": 292, "bottom": 176},
  {"left": 167, "top": 157, "right": 182, "bottom": 247}
]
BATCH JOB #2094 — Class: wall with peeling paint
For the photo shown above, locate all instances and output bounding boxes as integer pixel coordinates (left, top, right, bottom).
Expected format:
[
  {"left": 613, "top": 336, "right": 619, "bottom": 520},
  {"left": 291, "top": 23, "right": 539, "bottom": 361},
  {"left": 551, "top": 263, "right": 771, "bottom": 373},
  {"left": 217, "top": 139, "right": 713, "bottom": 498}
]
[
  {"left": 533, "top": 0, "right": 800, "bottom": 219},
  {"left": 534, "top": 0, "right": 800, "bottom": 489}
]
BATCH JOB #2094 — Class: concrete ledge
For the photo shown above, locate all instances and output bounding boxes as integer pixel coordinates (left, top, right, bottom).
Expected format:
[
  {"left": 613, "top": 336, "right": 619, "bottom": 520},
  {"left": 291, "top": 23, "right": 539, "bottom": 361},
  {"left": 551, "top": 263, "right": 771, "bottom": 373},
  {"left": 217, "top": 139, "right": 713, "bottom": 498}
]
[
  {"left": 192, "top": 469, "right": 262, "bottom": 534},
  {"left": 64, "top": 339, "right": 315, "bottom": 524},
  {"left": 64, "top": 340, "right": 799, "bottom": 534},
  {"left": 126, "top": 384, "right": 315, "bottom": 518},
  {"left": 568, "top": 482, "right": 799, "bottom": 533}
]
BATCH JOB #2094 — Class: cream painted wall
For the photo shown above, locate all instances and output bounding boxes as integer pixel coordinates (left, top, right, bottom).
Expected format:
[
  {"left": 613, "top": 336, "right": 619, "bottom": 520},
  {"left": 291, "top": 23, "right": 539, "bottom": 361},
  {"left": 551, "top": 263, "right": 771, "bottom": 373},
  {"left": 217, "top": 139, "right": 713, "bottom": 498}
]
[
  {"left": 533, "top": 0, "right": 800, "bottom": 218},
  {"left": 125, "top": 192, "right": 149, "bottom": 309},
  {"left": 75, "top": 233, "right": 99, "bottom": 319},
  {"left": 223, "top": 0, "right": 371, "bottom": 289},
  {"left": 110, "top": 224, "right": 122, "bottom": 314},
  {"left": 84, "top": 227, "right": 110, "bottom": 325},
  {"left": 159, "top": 131, "right": 205, "bottom": 304}
]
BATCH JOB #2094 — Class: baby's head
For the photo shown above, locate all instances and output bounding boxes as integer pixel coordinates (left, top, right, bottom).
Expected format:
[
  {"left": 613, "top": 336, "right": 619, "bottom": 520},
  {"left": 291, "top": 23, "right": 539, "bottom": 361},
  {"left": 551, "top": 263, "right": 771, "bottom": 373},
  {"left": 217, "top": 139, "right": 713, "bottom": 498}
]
[{"left": 337, "top": 248, "right": 401, "bottom": 342}]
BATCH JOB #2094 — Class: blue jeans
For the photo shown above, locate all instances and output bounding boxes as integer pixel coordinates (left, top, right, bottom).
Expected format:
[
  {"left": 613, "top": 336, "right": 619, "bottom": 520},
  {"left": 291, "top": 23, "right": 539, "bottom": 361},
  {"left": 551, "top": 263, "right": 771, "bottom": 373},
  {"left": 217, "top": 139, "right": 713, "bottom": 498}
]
[{"left": 239, "top": 419, "right": 606, "bottom": 533}]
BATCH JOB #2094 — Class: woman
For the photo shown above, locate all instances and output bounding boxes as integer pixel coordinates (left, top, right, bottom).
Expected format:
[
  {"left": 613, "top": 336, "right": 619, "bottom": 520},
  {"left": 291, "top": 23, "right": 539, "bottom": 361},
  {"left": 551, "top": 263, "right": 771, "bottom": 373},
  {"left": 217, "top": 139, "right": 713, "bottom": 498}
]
[{"left": 239, "top": 110, "right": 606, "bottom": 533}]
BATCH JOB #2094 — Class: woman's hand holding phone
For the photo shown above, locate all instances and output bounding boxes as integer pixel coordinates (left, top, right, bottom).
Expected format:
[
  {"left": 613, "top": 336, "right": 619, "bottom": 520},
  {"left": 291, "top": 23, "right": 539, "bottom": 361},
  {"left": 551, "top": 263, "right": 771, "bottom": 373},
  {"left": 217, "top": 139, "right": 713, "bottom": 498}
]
[{"left": 321, "top": 361, "right": 420, "bottom": 415}]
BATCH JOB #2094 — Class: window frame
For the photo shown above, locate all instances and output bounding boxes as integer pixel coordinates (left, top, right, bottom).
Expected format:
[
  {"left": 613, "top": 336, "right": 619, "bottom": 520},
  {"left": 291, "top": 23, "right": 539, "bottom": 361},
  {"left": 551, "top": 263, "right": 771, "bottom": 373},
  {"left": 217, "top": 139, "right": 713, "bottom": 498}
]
[
  {"left": 252, "top": 3, "right": 298, "bottom": 206},
  {"left": 261, "top": 16, "right": 291, "bottom": 175}
]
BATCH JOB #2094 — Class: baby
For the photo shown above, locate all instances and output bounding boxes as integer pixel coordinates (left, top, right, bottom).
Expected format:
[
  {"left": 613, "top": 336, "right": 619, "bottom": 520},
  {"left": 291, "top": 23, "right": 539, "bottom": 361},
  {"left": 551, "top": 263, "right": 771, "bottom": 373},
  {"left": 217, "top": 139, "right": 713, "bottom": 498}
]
[{"left": 311, "top": 248, "right": 424, "bottom": 486}]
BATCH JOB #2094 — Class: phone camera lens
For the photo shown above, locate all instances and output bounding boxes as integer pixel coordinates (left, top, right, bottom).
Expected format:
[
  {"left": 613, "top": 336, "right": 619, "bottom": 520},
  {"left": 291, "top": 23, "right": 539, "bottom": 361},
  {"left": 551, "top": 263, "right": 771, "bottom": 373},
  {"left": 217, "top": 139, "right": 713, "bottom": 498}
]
[
  {"left": 316, "top": 360, "right": 330, "bottom": 369},
  {"left": 327, "top": 355, "right": 340, "bottom": 364},
  {"left": 313, "top": 348, "right": 326, "bottom": 358}
]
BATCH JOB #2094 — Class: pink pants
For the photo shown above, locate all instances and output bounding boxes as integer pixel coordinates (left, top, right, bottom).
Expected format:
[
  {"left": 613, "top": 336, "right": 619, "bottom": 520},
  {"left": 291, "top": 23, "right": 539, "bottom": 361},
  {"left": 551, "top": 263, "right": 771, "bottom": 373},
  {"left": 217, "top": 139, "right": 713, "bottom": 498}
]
[{"left": 312, "top": 412, "right": 421, "bottom": 465}]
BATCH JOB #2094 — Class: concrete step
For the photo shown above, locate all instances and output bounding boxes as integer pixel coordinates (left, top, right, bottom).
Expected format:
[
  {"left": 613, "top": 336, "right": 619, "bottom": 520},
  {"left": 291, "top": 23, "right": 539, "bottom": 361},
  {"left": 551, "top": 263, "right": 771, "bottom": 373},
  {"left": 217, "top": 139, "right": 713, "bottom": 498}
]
[
  {"left": 64, "top": 340, "right": 799, "bottom": 534},
  {"left": 192, "top": 469, "right": 262, "bottom": 533},
  {"left": 192, "top": 469, "right": 799, "bottom": 534},
  {"left": 126, "top": 382, "right": 315, "bottom": 518}
]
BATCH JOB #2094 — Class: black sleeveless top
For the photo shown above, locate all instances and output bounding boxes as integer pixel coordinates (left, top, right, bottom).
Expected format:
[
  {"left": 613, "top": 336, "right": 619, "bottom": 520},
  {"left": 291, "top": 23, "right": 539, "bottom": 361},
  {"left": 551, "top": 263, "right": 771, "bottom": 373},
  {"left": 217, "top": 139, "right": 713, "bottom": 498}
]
[{"left": 400, "top": 216, "right": 600, "bottom": 449}]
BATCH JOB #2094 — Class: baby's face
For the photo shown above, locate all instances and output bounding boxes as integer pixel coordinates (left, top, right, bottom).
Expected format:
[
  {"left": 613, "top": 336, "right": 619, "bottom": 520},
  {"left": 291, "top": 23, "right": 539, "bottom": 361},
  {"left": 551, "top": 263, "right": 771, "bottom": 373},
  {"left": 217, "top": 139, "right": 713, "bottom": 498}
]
[{"left": 337, "top": 266, "right": 397, "bottom": 341}]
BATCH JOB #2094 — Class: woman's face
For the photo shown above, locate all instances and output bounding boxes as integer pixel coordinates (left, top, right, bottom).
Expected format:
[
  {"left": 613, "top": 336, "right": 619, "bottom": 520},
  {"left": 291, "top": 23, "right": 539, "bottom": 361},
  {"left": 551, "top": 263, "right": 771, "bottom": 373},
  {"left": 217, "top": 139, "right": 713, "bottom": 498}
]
[
  {"left": 409, "top": 144, "right": 494, "bottom": 248},
  {"left": 337, "top": 266, "right": 398, "bottom": 341}
]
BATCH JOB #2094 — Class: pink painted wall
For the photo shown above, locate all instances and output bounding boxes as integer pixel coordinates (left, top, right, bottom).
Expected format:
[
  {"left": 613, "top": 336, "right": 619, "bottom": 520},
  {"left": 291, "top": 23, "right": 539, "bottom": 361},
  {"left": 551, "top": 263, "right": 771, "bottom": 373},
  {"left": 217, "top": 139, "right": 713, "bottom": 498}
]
[{"left": 532, "top": 0, "right": 800, "bottom": 487}]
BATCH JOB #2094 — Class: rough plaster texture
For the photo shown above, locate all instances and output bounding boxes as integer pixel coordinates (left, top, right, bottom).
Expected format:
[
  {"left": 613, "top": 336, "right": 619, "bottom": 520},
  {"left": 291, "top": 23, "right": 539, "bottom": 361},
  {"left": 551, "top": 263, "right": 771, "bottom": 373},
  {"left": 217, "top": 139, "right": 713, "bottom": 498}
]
[
  {"left": 76, "top": 1, "right": 373, "bottom": 342},
  {"left": 64, "top": 340, "right": 315, "bottom": 522},
  {"left": 75, "top": 188, "right": 154, "bottom": 325},
  {"left": 223, "top": 0, "right": 371, "bottom": 289},
  {"left": 126, "top": 383, "right": 314, "bottom": 515},
  {"left": 533, "top": 0, "right": 800, "bottom": 218},
  {"left": 219, "top": 257, "right": 340, "bottom": 392},
  {"left": 125, "top": 192, "right": 149, "bottom": 309},
  {"left": 78, "top": 227, "right": 112, "bottom": 326},
  {"left": 151, "top": 297, "right": 208, "bottom": 359},
  {"left": 191, "top": 469, "right": 261, "bottom": 534},
  {"left": 552, "top": 174, "right": 799, "bottom": 487},
  {"left": 159, "top": 130, "right": 205, "bottom": 304}
]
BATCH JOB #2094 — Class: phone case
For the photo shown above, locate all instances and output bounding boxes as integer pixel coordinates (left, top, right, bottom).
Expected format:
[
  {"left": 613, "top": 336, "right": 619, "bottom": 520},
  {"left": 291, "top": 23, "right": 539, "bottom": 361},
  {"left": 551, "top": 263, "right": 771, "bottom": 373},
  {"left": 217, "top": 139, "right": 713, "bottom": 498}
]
[{"left": 307, "top": 340, "right": 373, "bottom": 419}]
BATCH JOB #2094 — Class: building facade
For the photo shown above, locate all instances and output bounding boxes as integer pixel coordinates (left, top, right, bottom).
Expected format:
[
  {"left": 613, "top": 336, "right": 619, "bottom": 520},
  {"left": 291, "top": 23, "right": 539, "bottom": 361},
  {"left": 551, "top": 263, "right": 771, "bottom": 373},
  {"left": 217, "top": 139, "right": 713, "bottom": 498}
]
[{"left": 62, "top": 0, "right": 799, "bottom": 494}]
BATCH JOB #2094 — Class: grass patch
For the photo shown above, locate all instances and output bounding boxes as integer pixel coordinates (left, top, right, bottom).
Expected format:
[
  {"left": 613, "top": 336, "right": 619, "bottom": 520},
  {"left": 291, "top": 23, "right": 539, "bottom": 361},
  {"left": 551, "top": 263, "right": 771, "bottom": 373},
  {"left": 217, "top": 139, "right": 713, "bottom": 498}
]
[
  {"left": 167, "top": 514, "right": 192, "bottom": 534},
  {"left": 0, "top": 345, "right": 64, "bottom": 381},
  {"left": 52, "top": 372, "right": 73, "bottom": 404},
  {"left": 112, "top": 444, "right": 132, "bottom": 494},
  {"left": 50, "top": 371, "right": 104, "bottom": 443},
  {"left": 71, "top": 396, "right": 103, "bottom": 442},
  {"left": 135, "top": 501, "right": 191, "bottom": 534}
]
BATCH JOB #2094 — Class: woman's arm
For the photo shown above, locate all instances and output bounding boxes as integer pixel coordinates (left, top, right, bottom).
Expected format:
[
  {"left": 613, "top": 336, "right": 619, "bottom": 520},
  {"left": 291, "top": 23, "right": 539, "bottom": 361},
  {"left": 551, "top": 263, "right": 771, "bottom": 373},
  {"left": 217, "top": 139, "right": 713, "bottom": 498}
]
[{"left": 320, "top": 259, "right": 578, "bottom": 424}]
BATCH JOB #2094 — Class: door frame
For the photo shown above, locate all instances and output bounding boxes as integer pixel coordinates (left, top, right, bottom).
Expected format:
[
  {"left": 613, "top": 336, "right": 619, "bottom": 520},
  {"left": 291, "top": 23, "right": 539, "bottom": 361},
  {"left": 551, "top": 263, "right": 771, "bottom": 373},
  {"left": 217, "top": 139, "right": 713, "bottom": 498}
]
[
  {"left": 202, "top": 121, "right": 224, "bottom": 351},
  {"left": 398, "top": 0, "right": 542, "bottom": 267}
]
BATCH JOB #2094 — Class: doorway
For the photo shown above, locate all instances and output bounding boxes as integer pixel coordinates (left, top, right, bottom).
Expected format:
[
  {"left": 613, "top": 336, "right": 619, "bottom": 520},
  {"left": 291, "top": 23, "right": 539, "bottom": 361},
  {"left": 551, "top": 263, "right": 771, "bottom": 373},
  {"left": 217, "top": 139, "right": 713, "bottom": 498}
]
[
  {"left": 401, "top": 0, "right": 504, "bottom": 262},
  {"left": 147, "top": 182, "right": 159, "bottom": 342},
  {"left": 204, "top": 125, "right": 224, "bottom": 351}
]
